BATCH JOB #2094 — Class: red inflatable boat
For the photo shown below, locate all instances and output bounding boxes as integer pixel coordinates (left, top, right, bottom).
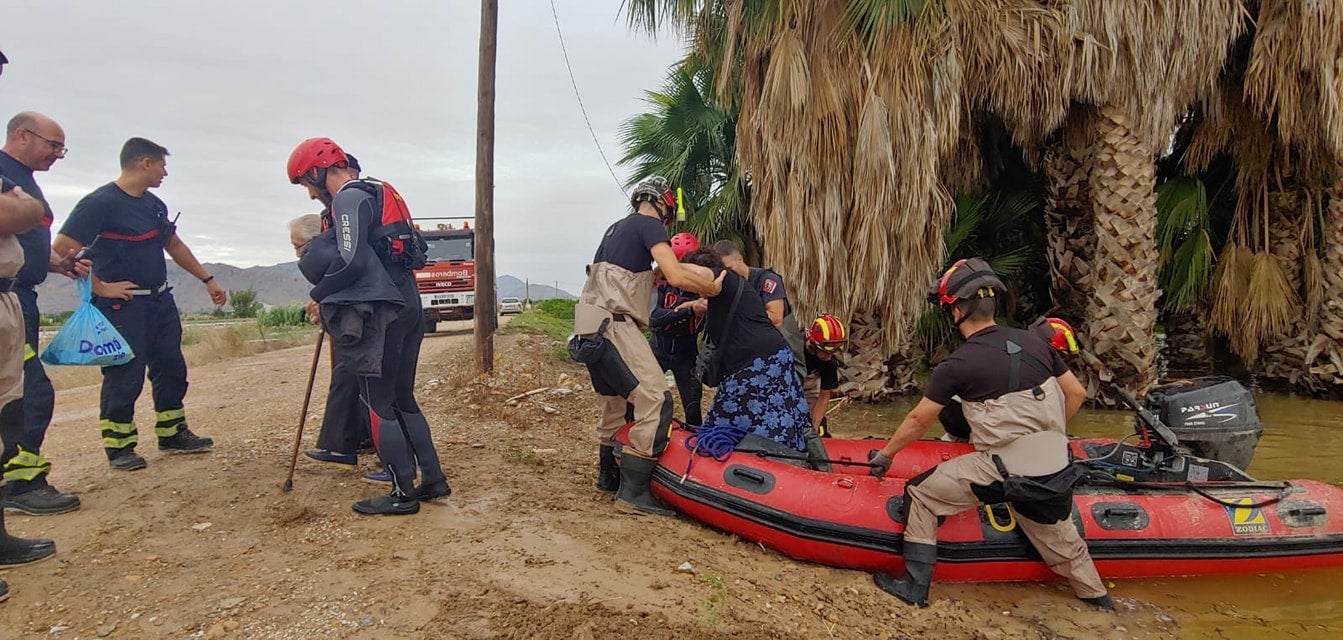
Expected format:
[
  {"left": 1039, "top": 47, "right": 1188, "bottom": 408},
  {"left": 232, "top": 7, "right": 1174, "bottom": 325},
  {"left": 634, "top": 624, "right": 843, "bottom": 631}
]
[{"left": 613, "top": 424, "right": 1343, "bottom": 582}]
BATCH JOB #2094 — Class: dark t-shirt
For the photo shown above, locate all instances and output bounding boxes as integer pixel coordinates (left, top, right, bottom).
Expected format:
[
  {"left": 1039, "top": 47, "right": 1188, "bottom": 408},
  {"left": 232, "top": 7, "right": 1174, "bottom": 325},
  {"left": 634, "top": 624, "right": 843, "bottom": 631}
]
[
  {"left": 747, "top": 267, "right": 791, "bottom": 317},
  {"left": 924, "top": 325, "right": 1068, "bottom": 405},
  {"left": 591, "top": 213, "right": 668, "bottom": 274},
  {"left": 704, "top": 270, "right": 788, "bottom": 374},
  {"left": 805, "top": 350, "right": 840, "bottom": 390},
  {"left": 60, "top": 183, "right": 172, "bottom": 288},
  {"left": 0, "top": 151, "right": 54, "bottom": 286}
]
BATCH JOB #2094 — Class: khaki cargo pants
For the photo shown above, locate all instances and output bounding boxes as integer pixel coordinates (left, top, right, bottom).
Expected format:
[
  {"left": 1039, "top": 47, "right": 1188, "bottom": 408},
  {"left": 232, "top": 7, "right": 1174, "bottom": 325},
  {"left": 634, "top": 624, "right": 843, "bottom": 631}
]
[{"left": 904, "top": 450, "right": 1107, "bottom": 599}]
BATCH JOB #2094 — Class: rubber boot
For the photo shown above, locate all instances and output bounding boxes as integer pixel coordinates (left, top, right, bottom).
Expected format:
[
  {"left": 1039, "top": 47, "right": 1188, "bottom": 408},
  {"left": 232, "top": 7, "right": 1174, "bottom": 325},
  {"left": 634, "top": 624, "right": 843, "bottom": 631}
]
[
  {"left": 0, "top": 507, "right": 56, "bottom": 567},
  {"left": 596, "top": 445, "right": 620, "bottom": 492},
  {"left": 803, "top": 428, "right": 832, "bottom": 473},
  {"left": 873, "top": 541, "right": 937, "bottom": 606},
  {"left": 1080, "top": 594, "right": 1115, "bottom": 611},
  {"left": 614, "top": 454, "right": 674, "bottom": 516}
]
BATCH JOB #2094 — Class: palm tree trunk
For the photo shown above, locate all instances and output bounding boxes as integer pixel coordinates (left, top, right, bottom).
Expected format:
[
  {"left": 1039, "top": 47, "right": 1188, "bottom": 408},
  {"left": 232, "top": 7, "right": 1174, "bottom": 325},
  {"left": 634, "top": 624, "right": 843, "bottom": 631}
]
[
  {"left": 1084, "top": 105, "right": 1162, "bottom": 399},
  {"left": 836, "top": 309, "right": 916, "bottom": 402},
  {"left": 1306, "top": 169, "right": 1343, "bottom": 391},
  {"left": 1043, "top": 109, "right": 1106, "bottom": 396},
  {"left": 1260, "top": 189, "right": 1312, "bottom": 388},
  {"left": 1162, "top": 312, "right": 1212, "bottom": 379}
]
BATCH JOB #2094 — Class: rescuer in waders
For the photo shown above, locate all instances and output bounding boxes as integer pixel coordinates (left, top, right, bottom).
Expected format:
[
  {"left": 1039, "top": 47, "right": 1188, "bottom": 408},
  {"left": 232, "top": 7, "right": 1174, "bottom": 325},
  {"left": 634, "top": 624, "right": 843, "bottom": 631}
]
[
  {"left": 648, "top": 232, "right": 707, "bottom": 426},
  {"left": 54, "top": 138, "right": 223, "bottom": 472},
  {"left": 867, "top": 258, "right": 1111, "bottom": 610},
  {"left": 288, "top": 136, "right": 448, "bottom": 515},
  {"left": 574, "top": 176, "right": 722, "bottom": 515}
]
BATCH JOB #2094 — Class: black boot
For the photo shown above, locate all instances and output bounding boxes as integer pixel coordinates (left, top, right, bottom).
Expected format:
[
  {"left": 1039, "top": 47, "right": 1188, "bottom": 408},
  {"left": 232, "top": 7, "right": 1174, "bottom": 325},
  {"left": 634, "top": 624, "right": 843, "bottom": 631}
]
[
  {"left": 414, "top": 479, "right": 452, "bottom": 502},
  {"left": 1080, "top": 594, "right": 1115, "bottom": 611},
  {"left": 873, "top": 541, "right": 937, "bottom": 606},
  {"left": 614, "top": 454, "right": 674, "bottom": 516},
  {"left": 0, "top": 508, "right": 56, "bottom": 567},
  {"left": 596, "top": 445, "right": 620, "bottom": 492},
  {"left": 803, "top": 428, "right": 832, "bottom": 473}
]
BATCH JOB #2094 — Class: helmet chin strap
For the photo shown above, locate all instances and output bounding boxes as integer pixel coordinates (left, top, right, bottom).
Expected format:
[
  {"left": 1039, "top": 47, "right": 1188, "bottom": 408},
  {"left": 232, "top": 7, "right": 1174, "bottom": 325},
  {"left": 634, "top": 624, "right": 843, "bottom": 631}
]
[{"left": 305, "top": 167, "right": 333, "bottom": 206}]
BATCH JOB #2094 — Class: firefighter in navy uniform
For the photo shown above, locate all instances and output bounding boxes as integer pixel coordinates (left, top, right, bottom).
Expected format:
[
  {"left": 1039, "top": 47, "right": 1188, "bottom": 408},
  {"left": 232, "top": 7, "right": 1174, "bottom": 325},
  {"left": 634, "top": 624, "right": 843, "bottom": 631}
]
[
  {"left": 648, "top": 232, "right": 706, "bottom": 426},
  {"left": 576, "top": 176, "right": 722, "bottom": 515},
  {"left": 0, "top": 111, "right": 83, "bottom": 514},
  {"left": 0, "top": 62, "right": 61, "bottom": 598},
  {"left": 288, "top": 136, "right": 448, "bottom": 515},
  {"left": 53, "top": 138, "right": 221, "bottom": 471},
  {"left": 868, "top": 258, "right": 1111, "bottom": 610}
]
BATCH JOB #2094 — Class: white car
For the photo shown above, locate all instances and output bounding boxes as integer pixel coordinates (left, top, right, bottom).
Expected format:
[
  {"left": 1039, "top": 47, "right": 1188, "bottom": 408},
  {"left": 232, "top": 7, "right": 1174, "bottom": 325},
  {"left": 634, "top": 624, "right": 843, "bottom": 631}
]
[{"left": 499, "top": 297, "right": 524, "bottom": 314}]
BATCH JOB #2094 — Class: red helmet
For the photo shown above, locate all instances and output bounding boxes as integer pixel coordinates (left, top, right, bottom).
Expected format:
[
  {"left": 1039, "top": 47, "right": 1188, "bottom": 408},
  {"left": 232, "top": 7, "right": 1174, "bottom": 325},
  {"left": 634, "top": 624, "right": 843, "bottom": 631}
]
[
  {"left": 287, "top": 137, "right": 349, "bottom": 184},
  {"left": 807, "top": 314, "right": 848, "bottom": 353},
  {"left": 1030, "top": 316, "right": 1080, "bottom": 354},
  {"left": 670, "top": 232, "right": 700, "bottom": 260}
]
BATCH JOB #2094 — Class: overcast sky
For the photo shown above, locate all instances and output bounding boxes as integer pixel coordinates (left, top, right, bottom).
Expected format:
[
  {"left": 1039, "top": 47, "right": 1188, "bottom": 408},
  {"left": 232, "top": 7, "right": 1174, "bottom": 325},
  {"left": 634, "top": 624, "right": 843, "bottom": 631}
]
[{"left": 1, "top": 1, "right": 684, "bottom": 294}]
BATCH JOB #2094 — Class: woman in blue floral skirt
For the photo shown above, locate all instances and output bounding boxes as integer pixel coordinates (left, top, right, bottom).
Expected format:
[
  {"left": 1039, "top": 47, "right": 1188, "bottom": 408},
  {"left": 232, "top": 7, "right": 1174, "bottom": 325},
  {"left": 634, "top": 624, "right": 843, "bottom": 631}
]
[{"left": 679, "top": 248, "right": 811, "bottom": 452}]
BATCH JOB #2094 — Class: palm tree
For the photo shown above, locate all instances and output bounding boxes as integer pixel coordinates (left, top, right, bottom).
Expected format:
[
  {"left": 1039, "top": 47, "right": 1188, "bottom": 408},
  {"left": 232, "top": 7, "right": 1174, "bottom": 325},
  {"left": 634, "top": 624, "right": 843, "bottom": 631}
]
[
  {"left": 617, "top": 62, "right": 756, "bottom": 260},
  {"left": 626, "top": 1, "right": 1341, "bottom": 398}
]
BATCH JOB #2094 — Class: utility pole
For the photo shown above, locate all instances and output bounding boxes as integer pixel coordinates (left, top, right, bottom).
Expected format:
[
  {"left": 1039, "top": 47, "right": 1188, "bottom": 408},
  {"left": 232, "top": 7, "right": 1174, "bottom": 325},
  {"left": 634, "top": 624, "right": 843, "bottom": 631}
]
[
  {"left": 474, "top": 0, "right": 498, "bottom": 374},
  {"left": 525, "top": 278, "right": 530, "bottom": 305},
  {"left": 554, "top": 281, "right": 559, "bottom": 299}
]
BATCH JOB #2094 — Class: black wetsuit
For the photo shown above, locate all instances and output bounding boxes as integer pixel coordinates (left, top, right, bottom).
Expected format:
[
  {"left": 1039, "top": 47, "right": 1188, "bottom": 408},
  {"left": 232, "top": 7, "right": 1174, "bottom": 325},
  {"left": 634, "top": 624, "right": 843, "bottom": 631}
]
[
  {"left": 300, "top": 180, "right": 444, "bottom": 497},
  {"left": 648, "top": 282, "right": 703, "bottom": 425}
]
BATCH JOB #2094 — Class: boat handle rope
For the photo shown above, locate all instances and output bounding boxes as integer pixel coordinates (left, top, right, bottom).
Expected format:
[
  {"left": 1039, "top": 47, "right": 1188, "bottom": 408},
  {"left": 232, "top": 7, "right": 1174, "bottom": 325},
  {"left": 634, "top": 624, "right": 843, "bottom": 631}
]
[
  {"left": 733, "top": 447, "right": 882, "bottom": 469},
  {"left": 1085, "top": 470, "right": 1294, "bottom": 509}
]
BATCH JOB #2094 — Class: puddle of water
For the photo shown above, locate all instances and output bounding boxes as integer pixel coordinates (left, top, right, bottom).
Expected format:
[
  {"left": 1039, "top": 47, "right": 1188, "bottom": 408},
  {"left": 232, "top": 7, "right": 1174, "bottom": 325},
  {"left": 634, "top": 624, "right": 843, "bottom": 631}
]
[{"left": 829, "top": 390, "right": 1343, "bottom": 637}]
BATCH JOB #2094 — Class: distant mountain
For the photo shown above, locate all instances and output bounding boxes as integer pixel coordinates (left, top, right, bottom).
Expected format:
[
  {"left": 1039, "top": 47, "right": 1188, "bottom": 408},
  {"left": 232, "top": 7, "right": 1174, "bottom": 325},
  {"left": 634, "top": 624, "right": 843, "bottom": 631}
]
[
  {"left": 497, "top": 275, "right": 575, "bottom": 301},
  {"left": 34, "top": 263, "right": 574, "bottom": 313}
]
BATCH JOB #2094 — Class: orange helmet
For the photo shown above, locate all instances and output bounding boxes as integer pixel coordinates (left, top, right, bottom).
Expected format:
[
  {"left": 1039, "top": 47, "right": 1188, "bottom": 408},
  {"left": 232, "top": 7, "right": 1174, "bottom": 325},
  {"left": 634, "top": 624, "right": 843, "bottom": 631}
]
[
  {"left": 1030, "top": 316, "right": 1079, "bottom": 354},
  {"left": 807, "top": 315, "right": 848, "bottom": 353}
]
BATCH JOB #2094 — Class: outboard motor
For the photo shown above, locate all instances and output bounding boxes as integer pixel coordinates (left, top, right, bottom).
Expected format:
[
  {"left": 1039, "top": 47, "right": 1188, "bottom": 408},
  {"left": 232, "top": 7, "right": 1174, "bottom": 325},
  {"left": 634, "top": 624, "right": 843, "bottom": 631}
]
[{"left": 1143, "top": 377, "right": 1263, "bottom": 471}]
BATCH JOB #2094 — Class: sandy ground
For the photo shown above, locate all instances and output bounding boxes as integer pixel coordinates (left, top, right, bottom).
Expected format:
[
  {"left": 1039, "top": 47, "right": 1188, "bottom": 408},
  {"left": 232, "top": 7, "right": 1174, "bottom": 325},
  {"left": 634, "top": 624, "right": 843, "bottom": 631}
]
[{"left": 0, "top": 320, "right": 1181, "bottom": 639}]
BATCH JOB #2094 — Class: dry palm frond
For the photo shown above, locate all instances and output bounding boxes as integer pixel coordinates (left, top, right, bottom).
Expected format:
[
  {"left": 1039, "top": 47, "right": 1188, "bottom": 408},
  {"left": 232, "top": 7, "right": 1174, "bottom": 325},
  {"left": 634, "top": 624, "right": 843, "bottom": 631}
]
[
  {"left": 1209, "top": 242, "right": 1249, "bottom": 339},
  {"left": 1240, "top": 251, "right": 1301, "bottom": 365}
]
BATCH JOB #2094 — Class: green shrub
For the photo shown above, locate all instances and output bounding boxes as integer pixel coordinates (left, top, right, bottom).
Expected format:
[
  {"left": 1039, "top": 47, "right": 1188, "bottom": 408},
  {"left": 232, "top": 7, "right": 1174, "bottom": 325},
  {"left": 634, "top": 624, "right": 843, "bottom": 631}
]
[
  {"left": 535, "top": 298, "right": 576, "bottom": 319},
  {"left": 259, "top": 305, "right": 310, "bottom": 327}
]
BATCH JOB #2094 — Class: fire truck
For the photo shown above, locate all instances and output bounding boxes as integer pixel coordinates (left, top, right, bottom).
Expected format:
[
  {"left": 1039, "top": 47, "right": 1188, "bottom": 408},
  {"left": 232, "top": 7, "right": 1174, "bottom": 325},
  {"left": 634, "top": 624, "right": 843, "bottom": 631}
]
[{"left": 415, "top": 221, "right": 475, "bottom": 333}]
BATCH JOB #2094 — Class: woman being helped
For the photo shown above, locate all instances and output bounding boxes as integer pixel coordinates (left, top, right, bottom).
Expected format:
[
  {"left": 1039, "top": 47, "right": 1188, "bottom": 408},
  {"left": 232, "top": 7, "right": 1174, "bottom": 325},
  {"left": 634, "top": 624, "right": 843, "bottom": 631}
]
[{"left": 679, "top": 248, "right": 810, "bottom": 452}]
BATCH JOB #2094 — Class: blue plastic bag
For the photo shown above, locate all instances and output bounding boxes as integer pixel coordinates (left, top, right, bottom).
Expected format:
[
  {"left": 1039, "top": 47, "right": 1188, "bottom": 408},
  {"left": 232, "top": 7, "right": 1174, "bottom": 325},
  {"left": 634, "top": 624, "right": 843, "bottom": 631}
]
[{"left": 40, "top": 277, "right": 135, "bottom": 366}]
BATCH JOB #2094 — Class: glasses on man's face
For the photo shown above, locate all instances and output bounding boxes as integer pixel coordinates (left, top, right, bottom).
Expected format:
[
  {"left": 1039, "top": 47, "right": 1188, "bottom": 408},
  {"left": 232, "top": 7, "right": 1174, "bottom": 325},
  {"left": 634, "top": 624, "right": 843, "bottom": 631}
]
[{"left": 22, "top": 128, "right": 67, "bottom": 157}]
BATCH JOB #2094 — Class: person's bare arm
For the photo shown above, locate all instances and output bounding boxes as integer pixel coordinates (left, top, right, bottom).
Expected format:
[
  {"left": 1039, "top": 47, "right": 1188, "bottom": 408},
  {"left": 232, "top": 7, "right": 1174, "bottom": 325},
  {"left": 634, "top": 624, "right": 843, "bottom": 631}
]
[
  {"left": 1058, "top": 370, "right": 1087, "bottom": 420},
  {"left": 165, "top": 235, "right": 226, "bottom": 305},
  {"left": 764, "top": 299, "right": 785, "bottom": 328},
  {"left": 0, "top": 186, "right": 45, "bottom": 234},
  {"left": 810, "top": 388, "right": 831, "bottom": 430},
  {"left": 651, "top": 242, "right": 723, "bottom": 296}
]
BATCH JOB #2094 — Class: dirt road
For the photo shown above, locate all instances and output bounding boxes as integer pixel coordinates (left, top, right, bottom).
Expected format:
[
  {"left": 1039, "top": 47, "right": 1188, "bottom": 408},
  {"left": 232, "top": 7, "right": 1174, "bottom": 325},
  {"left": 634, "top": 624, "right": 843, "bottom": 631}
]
[{"left": 0, "top": 322, "right": 1178, "bottom": 639}]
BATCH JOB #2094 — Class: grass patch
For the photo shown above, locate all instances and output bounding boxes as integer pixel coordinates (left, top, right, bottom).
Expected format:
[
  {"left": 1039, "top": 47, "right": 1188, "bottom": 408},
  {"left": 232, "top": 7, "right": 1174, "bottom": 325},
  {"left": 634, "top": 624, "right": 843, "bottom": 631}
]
[
  {"left": 503, "top": 309, "right": 574, "bottom": 342},
  {"left": 696, "top": 571, "right": 727, "bottom": 629},
  {"left": 500, "top": 442, "right": 543, "bottom": 466}
]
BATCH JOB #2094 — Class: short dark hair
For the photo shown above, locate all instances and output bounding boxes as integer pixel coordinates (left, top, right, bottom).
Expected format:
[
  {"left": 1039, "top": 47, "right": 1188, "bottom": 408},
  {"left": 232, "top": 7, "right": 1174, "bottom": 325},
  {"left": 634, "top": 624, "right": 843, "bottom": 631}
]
[
  {"left": 711, "top": 240, "right": 740, "bottom": 258},
  {"left": 120, "top": 137, "right": 169, "bottom": 169},
  {"left": 681, "top": 247, "right": 724, "bottom": 271},
  {"left": 952, "top": 296, "right": 996, "bottom": 321}
]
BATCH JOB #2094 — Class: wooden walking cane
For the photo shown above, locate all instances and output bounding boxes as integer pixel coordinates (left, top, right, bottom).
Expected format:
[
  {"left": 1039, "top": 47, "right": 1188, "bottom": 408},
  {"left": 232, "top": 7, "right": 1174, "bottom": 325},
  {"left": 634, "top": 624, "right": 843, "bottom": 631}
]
[{"left": 283, "top": 329, "right": 325, "bottom": 492}]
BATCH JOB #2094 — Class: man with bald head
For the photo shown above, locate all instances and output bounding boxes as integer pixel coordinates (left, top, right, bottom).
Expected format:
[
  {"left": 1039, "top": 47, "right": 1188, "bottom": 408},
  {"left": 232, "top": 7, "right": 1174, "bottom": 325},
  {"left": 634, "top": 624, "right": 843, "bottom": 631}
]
[{"left": 0, "top": 111, "right": 82, "bottom": 515}]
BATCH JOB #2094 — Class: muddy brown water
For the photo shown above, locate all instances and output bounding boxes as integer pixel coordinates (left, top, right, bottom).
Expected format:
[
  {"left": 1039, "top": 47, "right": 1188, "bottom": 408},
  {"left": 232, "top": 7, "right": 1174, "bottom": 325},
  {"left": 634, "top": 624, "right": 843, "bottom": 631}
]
[{"left": 831, "top": 392, "right": 1343, "bottom": 639}]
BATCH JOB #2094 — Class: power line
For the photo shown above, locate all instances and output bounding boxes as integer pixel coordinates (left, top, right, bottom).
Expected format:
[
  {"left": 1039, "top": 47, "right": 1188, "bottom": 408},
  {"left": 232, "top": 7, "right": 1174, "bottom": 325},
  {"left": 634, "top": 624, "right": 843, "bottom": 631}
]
[{"left": 549, "top": 0, "right": 627, "bottom": 199}]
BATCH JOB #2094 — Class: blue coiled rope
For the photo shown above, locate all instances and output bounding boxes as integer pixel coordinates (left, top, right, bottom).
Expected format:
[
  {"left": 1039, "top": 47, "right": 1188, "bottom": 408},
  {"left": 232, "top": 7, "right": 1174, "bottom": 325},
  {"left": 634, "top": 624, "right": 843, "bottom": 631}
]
[{"left": 680, "top": 421, "right": 749, "bottom": 479}]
